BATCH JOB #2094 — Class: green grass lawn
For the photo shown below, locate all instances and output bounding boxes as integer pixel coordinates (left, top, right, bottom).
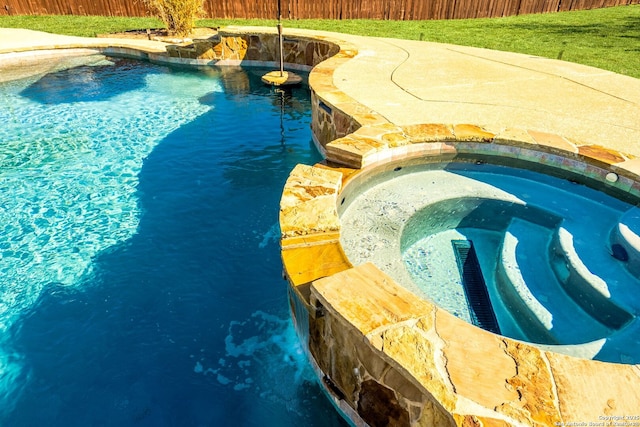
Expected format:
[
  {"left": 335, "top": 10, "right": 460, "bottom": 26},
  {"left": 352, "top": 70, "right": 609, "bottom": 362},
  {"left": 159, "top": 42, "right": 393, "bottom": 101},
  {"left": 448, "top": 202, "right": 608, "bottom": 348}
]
[{"left": 1, "top": 5, "right": 639, "bottom": 78}]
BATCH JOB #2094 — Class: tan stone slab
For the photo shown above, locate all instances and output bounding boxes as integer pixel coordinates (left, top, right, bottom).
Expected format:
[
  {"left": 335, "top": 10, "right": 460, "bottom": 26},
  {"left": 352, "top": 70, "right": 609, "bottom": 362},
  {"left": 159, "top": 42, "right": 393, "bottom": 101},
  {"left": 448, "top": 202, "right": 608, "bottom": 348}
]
[
  {"left": 436, "top": 310, "right": 521, "bottom": 414},
  {"left": 403, "top": 123, "right": 455, "bottom": 143},
  {"left": 353, "top": 122, "right": 403, "bottom": 136},
  {"left": 527, "top": 130, "right": 578, "bottom": 154},
  {"left": 382, "top": 131, "right": 410, "bottom": 147},
  {"left": 438, "top": 306, "right": 566, "bottom": 425},
  {"left": 376, "top": 321, "right": 458, "bottom": 417},
  {"left": 500, "top": 341, "right": 560, "bottom": 426},
  {"left": 453, "top": 124, "right": 495, "bottom": 142},
  {"left": 280, "top": 179, "right": 340, "bottom": 206},
  {"left": 352, "top": 123, "right": 406, "bottom": 147},
  {"left": 311, "top": 262, "right": 433, "bottom": 335},
  {"left": 453, "top": 414, "right": 513, "bottom": 427},
  {"left": 494, "top": 127, "right": 537, "bottom": 146},
  {"left": 335, "top": 123, "right": 408, "bottom": 149},
  {"left": 308, "top": 66, "right": 336, "bottom": 91},
  {"left": 280, "top": 164, "right": 343, "bottom": 204},
  {"left": 326, "top": 135, "right": 386, "bottom": 167},
  {"left": 282, "top": 241, "right": 352, "bottom": 286},
  {"left": 578, "top": 144, "right": 628, "bottom": 166},
  {"left": 318, "top": 90, "right": 357, "bottom": 108},
  {"left": 546, "top": 351, "right": 640, "bottom": 422},
  {"left": 313, "top": 162, "right": 359, "bottom": 187},
  {"left": 279, "top": 164, "right": 343, "bottom": 238},
  {"left": 279, "top": 196, "right": 341, "bottom": 238}
]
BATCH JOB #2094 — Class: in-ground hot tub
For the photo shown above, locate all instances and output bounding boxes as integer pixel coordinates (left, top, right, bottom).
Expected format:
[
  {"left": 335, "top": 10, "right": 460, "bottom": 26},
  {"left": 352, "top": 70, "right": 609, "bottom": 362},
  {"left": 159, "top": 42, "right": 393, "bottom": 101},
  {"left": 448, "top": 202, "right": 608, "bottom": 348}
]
[
  {"left": 339, "top": 157, "right": 640, "bottom": 364},
  {"left": 280, "top": 123, "right": 640, "bottom": 426}
]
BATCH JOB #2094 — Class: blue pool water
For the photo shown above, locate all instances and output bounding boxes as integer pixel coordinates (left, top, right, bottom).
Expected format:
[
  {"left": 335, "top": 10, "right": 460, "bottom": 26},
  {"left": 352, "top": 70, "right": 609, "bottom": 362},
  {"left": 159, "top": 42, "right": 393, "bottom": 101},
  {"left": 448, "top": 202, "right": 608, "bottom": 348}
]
[{"left": 0, "top": 56, "right": 347, "bottom": 426}]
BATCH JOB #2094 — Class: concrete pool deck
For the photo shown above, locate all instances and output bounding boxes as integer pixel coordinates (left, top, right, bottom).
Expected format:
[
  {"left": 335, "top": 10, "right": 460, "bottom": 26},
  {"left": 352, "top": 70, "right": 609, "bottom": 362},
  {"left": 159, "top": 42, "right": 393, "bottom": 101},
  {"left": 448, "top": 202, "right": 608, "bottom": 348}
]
[
  {"left": 2, "top": 26, "right": 640, "bottom": 426},
  {"left": 322, "top": 32, "right": 640, "bottom": 159}
]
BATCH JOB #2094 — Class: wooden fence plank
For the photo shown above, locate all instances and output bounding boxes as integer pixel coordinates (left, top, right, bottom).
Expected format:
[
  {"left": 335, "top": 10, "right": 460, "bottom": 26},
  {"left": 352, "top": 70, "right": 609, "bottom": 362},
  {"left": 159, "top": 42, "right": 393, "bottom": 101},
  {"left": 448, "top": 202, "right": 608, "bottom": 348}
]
[{"left": 1, "top": 0, "right": 637, "bottom": 18}]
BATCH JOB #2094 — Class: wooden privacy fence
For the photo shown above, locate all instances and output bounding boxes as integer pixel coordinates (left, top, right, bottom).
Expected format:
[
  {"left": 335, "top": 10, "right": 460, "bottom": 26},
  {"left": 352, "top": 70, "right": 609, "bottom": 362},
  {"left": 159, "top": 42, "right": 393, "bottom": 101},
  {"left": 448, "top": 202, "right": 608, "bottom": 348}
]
[{"left": 2, "top": 0, "right": 639, "bottom": 19}]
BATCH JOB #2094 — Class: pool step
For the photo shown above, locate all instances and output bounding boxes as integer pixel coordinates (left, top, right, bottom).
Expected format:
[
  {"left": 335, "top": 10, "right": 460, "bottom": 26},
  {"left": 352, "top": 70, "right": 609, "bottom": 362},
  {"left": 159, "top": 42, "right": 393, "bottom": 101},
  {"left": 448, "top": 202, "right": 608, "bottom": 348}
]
[
  {"left": 497, "top": 218, "right": 611, "bottom": 345},
  {"left": 551, "top": 225, "right": 635, "bottom": 330},
  {"left": 451, "top": 239, "right": 501, "bottom": 334},
  {"left": 610, "top": 206, "right": 640, "bottom": 278}
]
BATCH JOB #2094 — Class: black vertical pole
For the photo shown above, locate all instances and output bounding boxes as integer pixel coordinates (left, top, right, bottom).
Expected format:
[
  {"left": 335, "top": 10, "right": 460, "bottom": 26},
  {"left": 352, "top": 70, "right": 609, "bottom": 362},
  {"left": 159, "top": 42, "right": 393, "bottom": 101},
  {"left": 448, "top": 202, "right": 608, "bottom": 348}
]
[{"left": 278, "top": 0, "right": 284, "bottom": 76}]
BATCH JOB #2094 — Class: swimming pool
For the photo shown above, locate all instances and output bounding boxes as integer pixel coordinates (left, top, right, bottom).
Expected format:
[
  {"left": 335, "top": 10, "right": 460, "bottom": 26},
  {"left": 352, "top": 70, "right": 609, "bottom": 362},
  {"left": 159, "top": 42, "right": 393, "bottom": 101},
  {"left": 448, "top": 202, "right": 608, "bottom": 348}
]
[
  {"left": 339, "top": 160, "right": 640, "bottom": 363},
  {"left": 0, "top": 55, "right": 347, "bottom": 426}
]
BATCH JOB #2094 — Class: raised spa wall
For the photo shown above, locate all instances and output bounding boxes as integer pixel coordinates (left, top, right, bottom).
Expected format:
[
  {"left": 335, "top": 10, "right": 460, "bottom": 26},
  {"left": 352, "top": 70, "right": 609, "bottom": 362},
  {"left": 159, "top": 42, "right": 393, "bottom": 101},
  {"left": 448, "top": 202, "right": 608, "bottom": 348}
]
[{"left": 275, "top": 34, "right": 640, "bottom": 427}]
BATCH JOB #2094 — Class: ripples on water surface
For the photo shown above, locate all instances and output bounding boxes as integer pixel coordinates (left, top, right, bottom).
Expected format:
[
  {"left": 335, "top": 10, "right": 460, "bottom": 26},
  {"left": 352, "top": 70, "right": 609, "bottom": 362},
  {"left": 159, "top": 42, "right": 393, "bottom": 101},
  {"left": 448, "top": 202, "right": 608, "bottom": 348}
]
[{"left": 0, "top": 56, "right": 346, "bottom": 426}]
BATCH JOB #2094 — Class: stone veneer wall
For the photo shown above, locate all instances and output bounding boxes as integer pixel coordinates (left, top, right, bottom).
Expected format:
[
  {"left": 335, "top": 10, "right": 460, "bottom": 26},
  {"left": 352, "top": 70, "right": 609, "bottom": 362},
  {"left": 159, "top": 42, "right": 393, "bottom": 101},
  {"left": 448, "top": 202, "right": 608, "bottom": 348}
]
[
  {"left": 277, "top": 31, "right": 640, "bottom": 427},
  {"left": 165, "top": 30, "right": 340, "bottom": 67},
  {"left": 163, "top": 28, "right": 372, "bottom": 151}
]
